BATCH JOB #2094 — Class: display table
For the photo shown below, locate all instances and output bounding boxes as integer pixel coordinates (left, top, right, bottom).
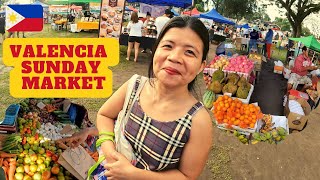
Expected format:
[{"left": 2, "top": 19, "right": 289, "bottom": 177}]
[
  {"left": 119, "top": 34, "right": 156, "bottom": 50},
  {"left": 77, "top": 22, "right": 99, "bottom": 31},
  {"left": 55, "top": 20, "right": 67, "bottom": 25},
  {"left": 212, "top": 34, "right": 226, "bottom": 42}
]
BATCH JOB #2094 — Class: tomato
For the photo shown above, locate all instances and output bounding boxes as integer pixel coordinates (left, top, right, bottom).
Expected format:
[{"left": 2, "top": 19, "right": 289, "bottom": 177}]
[
  {"left": 41, "top": 170, "right": 51, "bottom": 180},
  {"left": 51, "top": 154, "right": 59, "bottom": 162},
  {"left": 51, "top": 166, "right": 60, "bottom": 175},
  {"left": 46, "top": 150, "right": 53, "bottom": 157},
  {"left": 35, "top": 133, "right": 39, "bottom": 140}
]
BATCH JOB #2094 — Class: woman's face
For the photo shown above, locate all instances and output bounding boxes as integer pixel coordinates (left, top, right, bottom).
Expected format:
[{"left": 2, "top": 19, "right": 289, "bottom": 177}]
[{"left": 153, "top": 27, "right": 205, "bottom": 89}]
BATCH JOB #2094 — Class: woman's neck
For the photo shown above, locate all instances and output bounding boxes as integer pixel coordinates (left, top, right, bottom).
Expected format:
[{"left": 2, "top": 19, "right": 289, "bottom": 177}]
[{"left": 151, "top": 79, "right": 191, "bottom": 104}]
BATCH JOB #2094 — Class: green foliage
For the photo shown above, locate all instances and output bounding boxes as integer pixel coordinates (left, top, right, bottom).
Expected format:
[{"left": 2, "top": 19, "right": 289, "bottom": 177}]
[
  {"left": 223, "top": 0, "right": 257, "bottom": 21},
  {"left": 195, "top": 4, "right": 204, "bottom": 12},
  {"left": 274, "top": 17, "right": 291, "bottom": 31},
  {"left": 302, "top": 26, "right": 312, "bottom": 36},
  {"left": 265, "top": 0, "right": 320, "bottom": 37}
]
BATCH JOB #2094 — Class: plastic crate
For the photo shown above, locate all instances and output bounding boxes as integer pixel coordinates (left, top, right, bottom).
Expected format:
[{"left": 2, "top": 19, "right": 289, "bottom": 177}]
[{"left": 0, "top": 104, "right": 20, "bottom": 126}]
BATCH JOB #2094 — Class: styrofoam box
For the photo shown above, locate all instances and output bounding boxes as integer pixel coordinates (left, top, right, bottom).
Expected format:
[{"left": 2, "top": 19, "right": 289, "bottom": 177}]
[
  {"left": 213, "top": 116, "right": 258, "bottom": 135},
  {"left": 255, "top": 115, "right": 289, "bottom": 135},
  {"left": 216, "top": 84, "right": 254, "bottom": 104}
]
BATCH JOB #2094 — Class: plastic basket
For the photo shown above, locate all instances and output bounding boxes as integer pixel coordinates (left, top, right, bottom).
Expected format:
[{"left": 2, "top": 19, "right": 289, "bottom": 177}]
[{"left": 0, "top": 104, "right": 20, "bottom": 126}]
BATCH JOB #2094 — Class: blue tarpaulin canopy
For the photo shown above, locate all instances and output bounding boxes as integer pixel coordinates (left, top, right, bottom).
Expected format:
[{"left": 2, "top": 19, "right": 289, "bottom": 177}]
[
  {"left": 126, "top": 0, "right": 192, "bottom": 8},
  {"left": 125, "top": 6, "right": 133, "bottom": 11},
  {"left": 236, "top": 23, "right": 250, "bottom": 29},
  {"left": 194, "top": 8, "right": 235, "bottom": 25},
  {"left": 171, "top": 9, "right": 179, "bottom": 16}
]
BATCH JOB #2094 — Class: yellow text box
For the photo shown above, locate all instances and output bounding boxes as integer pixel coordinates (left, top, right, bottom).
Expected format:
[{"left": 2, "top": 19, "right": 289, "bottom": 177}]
[{"left": 3, "top": 38, "right": 119, "bottom": 98}]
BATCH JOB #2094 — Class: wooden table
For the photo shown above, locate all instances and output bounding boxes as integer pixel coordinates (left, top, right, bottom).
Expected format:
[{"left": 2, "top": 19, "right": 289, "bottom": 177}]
[{"left": 77, "top": 22, "right": 99, "bottom": 31}]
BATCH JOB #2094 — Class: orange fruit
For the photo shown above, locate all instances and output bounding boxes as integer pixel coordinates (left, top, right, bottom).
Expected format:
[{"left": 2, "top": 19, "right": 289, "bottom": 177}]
[
  {"left": 249, "top": 123, "right": 255, "bottom": 128},
  {"left": 234, "top": 120, "right": 240, "bottom": 125}
]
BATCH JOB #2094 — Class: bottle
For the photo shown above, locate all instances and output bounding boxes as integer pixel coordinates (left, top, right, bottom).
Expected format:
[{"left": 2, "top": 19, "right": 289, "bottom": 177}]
[{"left": 109, "top": 0, "right": 118, "bottom": 7}]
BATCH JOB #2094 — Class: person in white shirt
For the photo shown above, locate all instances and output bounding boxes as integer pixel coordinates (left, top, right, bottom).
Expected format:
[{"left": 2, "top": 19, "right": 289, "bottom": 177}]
[
  {"left": 126, "top": 12, "right": 144, "bottom": 62},
  {"left": 154, "top": 9, "right": 172, "bottom": 38}
]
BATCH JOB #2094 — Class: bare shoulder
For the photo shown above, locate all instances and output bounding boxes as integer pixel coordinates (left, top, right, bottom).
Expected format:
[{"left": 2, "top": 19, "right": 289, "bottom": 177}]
[{"left": 191, "top": 107, "right": 213, "bottom": 128}]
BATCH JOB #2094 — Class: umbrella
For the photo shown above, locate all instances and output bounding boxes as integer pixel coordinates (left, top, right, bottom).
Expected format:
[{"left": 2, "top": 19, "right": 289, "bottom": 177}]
[{"left": 290, "top": 35, "right": 320, "bottom": 52}]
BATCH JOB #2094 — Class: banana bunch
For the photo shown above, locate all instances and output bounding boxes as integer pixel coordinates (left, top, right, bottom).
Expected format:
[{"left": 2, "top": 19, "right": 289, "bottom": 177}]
[
  {"left": 233, "top": 130, "right": 249, "bottom": 144},
  {"left": 260, "top": 114, "right": 275, "bottom": 133}
]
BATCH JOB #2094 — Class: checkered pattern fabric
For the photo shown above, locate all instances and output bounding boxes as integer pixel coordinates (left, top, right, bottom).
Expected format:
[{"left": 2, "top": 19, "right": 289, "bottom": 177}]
[{"left": 124, "top": 81, "right": 204, "bottom": 171}]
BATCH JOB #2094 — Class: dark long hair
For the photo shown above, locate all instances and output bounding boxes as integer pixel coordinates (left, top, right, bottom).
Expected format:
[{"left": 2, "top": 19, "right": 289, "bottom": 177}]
[{"left": 148, "top": 16, "right": 209, "bottom": 91}]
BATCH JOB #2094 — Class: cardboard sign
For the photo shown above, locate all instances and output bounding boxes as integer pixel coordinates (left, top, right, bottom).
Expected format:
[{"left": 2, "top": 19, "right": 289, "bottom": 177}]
[{"left": 58, "top": 146, "right": 96, "bottom": 180}]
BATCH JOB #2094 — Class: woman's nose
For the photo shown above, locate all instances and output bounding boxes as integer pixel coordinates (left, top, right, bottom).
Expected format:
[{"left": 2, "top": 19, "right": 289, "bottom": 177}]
[{"left": 167, "top": 48, "right": 183, "bottom": 63}]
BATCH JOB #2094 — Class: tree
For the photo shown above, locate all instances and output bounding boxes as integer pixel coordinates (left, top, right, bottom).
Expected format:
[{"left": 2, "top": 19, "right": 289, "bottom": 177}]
[
  {"left": 265, "top": 0, "right": 320, "bottom": 37},
  {"left": 274, "top": 17, "right": 291, "bottom": 31},
  {"left": 247, "top": 7, "right": 271, "bottom": 22},
  {"left": 301, "top": 26, "right": 312, "bottom": 36},
  {"left": 223, "top": 0, "right": 257, "bottom": 22}
]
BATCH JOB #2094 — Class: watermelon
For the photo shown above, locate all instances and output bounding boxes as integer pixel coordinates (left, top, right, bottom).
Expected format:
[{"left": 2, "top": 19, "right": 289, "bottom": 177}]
[{"left": 203, "top": 90, "right": 215, "bottom": 109}]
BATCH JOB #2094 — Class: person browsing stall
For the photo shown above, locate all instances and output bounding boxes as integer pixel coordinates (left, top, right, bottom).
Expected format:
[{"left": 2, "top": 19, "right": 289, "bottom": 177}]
[
  {"left": 126, "top": 12, "right": 144, "bottom": 62},
  {"left": 264, "top": 27, "right": 274, "bottom": 60},
  {"left": 94, "top": 16, "right": 212, "bottom": 179},
  {"left": 248, "top": 26, "right": 259, "bottom": 53},
  {"left": 154, "top": 9, "right": 171, "bottom": 38},
  {"left": 141, "top": 12, "right": 152, "bottom": 53},
  {"left": 287, "top": 46, "right": 318, "bottom": 92}
]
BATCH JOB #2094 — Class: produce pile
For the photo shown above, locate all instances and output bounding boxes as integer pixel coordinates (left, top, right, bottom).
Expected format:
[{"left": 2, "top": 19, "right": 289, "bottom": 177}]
[
  {"left": 207, "top": 55, "right": 229, "bottom": 69},
  {"left": 211, "top": 95, "right": 263, "bottom": 130},
  {"left": 0, "top": 99, "right": 98, "bottom": 180},
  {"left": 203, "top": 70, "right": 252, "bottom": 108},
  {"left": 232, "top": 114, "right": 288, "bottom": 144},
  {"left": 224, "top": 55, "right": 254, "bottom": 74}
]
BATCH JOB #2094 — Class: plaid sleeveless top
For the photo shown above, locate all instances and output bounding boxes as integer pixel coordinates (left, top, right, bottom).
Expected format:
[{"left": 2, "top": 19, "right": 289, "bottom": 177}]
[{"left": 124, "top": 80, "right": 204, "bottom": 171}]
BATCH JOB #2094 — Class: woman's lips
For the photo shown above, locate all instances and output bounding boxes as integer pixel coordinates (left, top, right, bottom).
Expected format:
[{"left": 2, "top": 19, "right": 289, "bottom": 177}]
[{"left": 164, "top": 67, "right": 180, "bottom": 75}]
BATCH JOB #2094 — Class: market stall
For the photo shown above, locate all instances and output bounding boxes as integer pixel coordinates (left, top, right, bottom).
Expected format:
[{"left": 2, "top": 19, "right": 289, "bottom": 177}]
[
  {"left": 0, "top": 98, "right": 97, "bottom": 180},
  {"left": 119, "top": 34, "right": 156, "bottom": 50}
]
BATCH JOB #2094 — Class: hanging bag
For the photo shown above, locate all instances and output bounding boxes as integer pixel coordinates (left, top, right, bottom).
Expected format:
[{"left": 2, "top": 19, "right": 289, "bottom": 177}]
[{"left": 87, "top": 74, "right": 147, "bottom": 180}]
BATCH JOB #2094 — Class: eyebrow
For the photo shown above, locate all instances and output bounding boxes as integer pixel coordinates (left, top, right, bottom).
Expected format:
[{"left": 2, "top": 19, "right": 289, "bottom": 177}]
[{"left": 161, "top": 40, "right": 201, "bottom": 55}]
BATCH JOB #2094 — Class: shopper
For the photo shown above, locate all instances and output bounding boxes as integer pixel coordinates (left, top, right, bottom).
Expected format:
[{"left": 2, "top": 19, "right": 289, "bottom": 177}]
[
  {"left": 0, "top": 16, "right": 5, "bottom": 44},
  {"left": 126, "top": 12, "right": 144, "bottom": 62},
  {"left": 287, "top": 46, "right": 317, "bottom": 92},
  {"left": 154, "top": 9, "right": 171, "bottom": 38},
  {"left": 216, "top": 40, "right": 226, "bottom": 56},
  {"left": 96, "top": 16, "right": 212, "bottom": 179},
  {"left": 141, "top": 12, "right": 152, "bottom": 53},
  {"left": 265, "top": 28, "right": 274, "bottom": 60},
  {"left": 248, "top": 26, "right": 259, "bottom": 53}
]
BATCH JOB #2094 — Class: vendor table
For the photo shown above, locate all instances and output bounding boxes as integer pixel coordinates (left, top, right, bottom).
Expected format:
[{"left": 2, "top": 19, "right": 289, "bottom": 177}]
[
  {"left": 212, "top": 34, "right": 226, "bottom": 42},
  {"left": 119, "top": 34, "right": 156, "bottom": 50},
  {"left": 77, "top": 22, "right": 99, "bottom": 31},
  {"left": 55, "top": 20, "right": 67, "bottom": 25}
]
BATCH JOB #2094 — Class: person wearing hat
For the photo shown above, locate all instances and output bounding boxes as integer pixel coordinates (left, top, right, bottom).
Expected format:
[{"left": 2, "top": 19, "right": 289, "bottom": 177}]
[
  {"left": 154, "top": 9, "right": 171, "bottom": 38},
  {"left": 248, "top": 26, "right": 259, "bottom": 53}
]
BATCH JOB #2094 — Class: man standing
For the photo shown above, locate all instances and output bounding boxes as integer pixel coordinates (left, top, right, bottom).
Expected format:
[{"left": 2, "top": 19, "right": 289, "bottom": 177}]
[
  {"left": 154, "top": 9, "right": 171, "bottom": 38},
  {"left": 287, "top": 46, "right": 317, "bottom": 92}
]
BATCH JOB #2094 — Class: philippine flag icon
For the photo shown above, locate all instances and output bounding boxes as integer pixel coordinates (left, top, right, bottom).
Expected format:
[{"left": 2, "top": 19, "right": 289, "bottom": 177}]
[{"left": 6, "top": 5, "right": 43, "bottom": 32}]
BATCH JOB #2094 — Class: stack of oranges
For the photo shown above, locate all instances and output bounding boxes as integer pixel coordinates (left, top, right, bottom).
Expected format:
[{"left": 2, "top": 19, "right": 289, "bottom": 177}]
[{"left": 212, "top": 95, "right": 263, "bottom": 129}]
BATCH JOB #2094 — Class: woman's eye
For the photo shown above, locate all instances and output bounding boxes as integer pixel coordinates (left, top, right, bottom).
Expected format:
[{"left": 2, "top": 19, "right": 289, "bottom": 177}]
[
  {"left": 186, "top": 50, "right": 196, "bottom": 56},
  {"left": 162, "top": 44, "right": 172, "bottom": 48}
]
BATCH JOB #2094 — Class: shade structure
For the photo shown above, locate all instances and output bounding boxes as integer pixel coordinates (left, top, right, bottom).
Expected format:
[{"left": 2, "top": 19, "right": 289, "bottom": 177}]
[
  {"left": 47, "top": 0, "right": 100, "bottom": 5},
  {"left": 33, "top": 1, "right": 49, "bottom": 8},
  {"left": 290, "top": 35, "right": 320, "bottom": 52},
  {"left": 195, "top": 8, "right": 235, "bottom": 25},
  {"left": 171, "top": 9, "right": 180, "bottom": 16},
  {"left": 126, "top": 6, "right": 138, "bottom": 12},
  {"left": 127, "top": 0, "right": 192, "bottom": 8},
  {"left": 125, "top": 6, "right": 133, "bottom": 11},
  {"left": 236, "top": 23, "right": 250, "bottom": 29},
  {"left": 182, "top": 8, "right": 200, "bottom": 16}
]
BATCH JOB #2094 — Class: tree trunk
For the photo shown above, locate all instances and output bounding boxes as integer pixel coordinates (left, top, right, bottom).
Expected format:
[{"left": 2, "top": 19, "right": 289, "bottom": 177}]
[{"left": 292, "top": 21, "right": 303, "bottom": 37}]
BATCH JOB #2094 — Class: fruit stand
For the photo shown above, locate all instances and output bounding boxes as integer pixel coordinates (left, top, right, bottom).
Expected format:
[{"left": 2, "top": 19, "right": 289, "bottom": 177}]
[
  {"left": 203, "top": 54, "right": 289, "bottom": 144},
  {"left": 0, "top": 98, "right": 97, "bottom": 180}
]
